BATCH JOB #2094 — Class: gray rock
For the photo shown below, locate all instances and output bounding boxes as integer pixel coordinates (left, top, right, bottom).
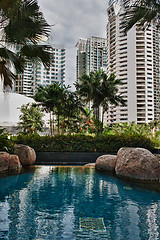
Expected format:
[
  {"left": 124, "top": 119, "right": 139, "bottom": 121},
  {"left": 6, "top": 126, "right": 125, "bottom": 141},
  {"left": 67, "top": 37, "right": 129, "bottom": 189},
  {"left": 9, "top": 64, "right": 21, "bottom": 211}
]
[
  {"left": 115, "top": 148, "right": 160, "bottom": 181},
  {"left": 95, "top": 155, "right": 117, "bottom": 172},
  {"left": 14, "top": 144, "right": 36, "bottom": 166}
]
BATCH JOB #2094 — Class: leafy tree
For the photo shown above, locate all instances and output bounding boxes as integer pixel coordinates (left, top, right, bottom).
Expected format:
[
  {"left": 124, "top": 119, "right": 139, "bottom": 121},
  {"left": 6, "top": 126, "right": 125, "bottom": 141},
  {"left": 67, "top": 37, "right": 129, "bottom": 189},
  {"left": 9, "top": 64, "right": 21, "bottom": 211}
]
[
  {"left": 35, "top": 83, "right": 86, "bottom": 135},
  {"left": 34, "top": 83, "right": 71, "bottom": 134},
  {"left": 34, "top": 84, "right": 56, "bottom": 135},
  {"left": 0, "top": 0, "right": 51, "bottom": 90},
  {"left": 122, "top": 0, "right": 160, "bottom": 32},
  {"left": 75, "top": 70, "right": 126, "bottom": 132},
  {"left": 18, "top": 103, "right": 44, "bottom": 134},
  {"left": 61, "top": 91, "right": 86, "bottom": 134}
]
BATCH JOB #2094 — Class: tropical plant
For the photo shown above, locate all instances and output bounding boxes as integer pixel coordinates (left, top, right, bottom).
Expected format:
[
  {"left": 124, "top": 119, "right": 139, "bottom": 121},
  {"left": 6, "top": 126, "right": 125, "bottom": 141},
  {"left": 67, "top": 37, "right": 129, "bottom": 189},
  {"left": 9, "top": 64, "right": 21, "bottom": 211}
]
[
  {"left": 61, "top": 91, "right": 86, "bottom": 133},
  {"left": 0, "top": 128, "right": 14, "bottom": 152},
  {"left": 122, "top": 0, "right": 160, "bottom": 32},
  {"left": 109, "top": 122, "right": 151, "bottom": 137},
  {"left": 17, "top": 103, "right": 44, "bottom": 134},
  {"left": 0, "top": 0, "right": 51, "bottom": 90},
  {"left": 75, "top": 70, "right": 126, "bottom": 132},
  {"left": 34, "top": 84, "right": 55, "bottom": 135},
  {"left": 34, "top": 83, "right": 81, "bottom": 135}
]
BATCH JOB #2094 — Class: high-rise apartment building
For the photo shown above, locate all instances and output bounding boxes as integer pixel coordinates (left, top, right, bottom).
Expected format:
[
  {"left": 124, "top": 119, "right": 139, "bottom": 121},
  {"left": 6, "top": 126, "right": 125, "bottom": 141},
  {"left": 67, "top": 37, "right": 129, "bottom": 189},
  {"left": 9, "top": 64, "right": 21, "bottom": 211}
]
[
  {"left": 15, "top": 45, "right": 65, "bottom": 97},
  {"left": 106, "top": 1, "right": 160, "bottom": 123},
  {"left": 106, "top": 0, "right": 160, "bottom": 124},
  {"left": 76, "top": 36, "right": 107, "bottom": 81}
]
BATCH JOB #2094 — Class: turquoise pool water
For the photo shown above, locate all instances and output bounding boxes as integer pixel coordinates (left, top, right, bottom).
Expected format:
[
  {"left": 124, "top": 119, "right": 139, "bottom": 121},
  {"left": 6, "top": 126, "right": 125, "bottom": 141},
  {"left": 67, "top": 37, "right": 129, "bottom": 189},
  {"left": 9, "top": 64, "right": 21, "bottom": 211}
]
[{"left": 0, "top": 166, "right": 160, "bottom": 240}]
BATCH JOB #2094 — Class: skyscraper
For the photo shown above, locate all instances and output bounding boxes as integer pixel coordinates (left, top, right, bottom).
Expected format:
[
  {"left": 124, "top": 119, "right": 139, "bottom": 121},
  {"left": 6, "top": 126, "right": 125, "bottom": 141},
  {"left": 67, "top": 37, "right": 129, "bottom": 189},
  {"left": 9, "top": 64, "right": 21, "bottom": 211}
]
[
  {"left": 14, "top": 45, "right": 65, "bottom": 97},
  {"left": 76, "top": 36, "right": 107, "bottom": 81},
  {"left": 106, "top": 0, "right": 160, "bottom": 123}
]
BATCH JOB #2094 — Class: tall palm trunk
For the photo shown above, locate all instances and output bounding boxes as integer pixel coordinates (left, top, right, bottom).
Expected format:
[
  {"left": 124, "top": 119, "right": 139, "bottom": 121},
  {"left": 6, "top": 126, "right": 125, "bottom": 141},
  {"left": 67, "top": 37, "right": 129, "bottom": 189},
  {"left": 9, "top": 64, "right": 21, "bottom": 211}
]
[
  {"left": 49, "top": 112, "right": 52, "bottom": 135},
  {"left": 102, "top": 108, "right": 105, "bottom": 130},
  {"left": 52, "top": 112, "right": 55, "bottom": 135},
  {"left": 57, "top": 115, "right": 60, "bottom": 134}
]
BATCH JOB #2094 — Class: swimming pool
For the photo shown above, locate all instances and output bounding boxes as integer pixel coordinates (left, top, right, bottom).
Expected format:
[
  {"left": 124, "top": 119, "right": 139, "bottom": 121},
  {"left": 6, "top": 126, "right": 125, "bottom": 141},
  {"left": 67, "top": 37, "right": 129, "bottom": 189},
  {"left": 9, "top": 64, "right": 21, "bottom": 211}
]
[{"left": 0, "top": 166, "right": 160, "bottom": 240}]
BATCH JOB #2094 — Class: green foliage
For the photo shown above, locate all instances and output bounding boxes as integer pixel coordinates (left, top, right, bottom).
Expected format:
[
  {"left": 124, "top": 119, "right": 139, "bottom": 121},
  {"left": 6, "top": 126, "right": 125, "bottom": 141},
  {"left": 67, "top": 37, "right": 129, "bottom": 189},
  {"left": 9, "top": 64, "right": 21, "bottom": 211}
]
[
  {"left": 0, "top": 0, "right": 51, "bottom": 89},
  {"left": 103, "top": 121, "right": 160, "bottom": 147},
  {"left": 0, "top": 128, "right": 14, "bottom": 153},
  {"left": 13, "top": 132, "right": 155, "bottom": 153},
  {"left": 123, "top": 0, "right": 160, "bottom": 33},
  {"left": 75, "top": 70, "right": 126, "bottom": 124},
  {"left": 34, "top": 83, "right": 85, "bottom": 135},
  {"left": 18, "top": 103, "right": 44, "bottom": 134},
  {"left": 105, "top": 122, "right": 151, "bottom": 137}
]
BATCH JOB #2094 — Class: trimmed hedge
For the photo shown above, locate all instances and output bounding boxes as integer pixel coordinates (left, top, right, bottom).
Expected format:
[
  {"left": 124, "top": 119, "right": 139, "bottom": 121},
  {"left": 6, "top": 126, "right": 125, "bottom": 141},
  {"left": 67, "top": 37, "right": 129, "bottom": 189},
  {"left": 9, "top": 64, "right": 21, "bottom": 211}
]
[{"left": 13, "top": 133, "right": 155, "bottom": 153}]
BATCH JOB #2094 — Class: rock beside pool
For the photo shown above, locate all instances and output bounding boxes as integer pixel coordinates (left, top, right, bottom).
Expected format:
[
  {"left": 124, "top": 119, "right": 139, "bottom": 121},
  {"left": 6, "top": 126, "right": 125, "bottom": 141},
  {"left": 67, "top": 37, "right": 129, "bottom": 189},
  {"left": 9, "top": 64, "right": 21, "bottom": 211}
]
[
  {"left": 115, "top": 148, "right": 160, "bottom": 181},
  {"left": 14, "top": 144, "right": 36, "bottom": 166},
  {"left": 95, "top": 155, "right": 117, "bottom": 172},
  {"left": 0, "top": 152, "right": 10, "bottom": 172},
  {"left": 84, "top": 163, "right": 95, "bottom": 168},
  {"left": 0, "top": 152, "right": 22, "bottom": 172},
  {"left": 9, "top": 154, "right": 22, "bottom": 170},
  {"left": 155, "top": 154, "right": 160, "bottom": 161}
]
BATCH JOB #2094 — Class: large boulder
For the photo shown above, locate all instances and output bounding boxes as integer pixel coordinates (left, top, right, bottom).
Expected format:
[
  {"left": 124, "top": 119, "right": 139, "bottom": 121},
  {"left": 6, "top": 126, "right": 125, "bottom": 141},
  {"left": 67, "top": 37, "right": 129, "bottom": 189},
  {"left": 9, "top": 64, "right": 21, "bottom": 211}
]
[
  {"left": 84, "top": 163, "right": 95, "bottom": 168},
  {"left": 95, "top": 155, "right": 117, "bottom": 172},
  {"left": 9, "top": 155, "right": 22, "bottom": 170},
  {"left": 0, "top": 152, "right": 10, "bottom": 172},
  {"left": 0, "top": 152, "right": 22, "bottom": 172},
  {"left": 14, "top": 144, "right": 36, "bottom": 166},
  {"left": 115, "top": 148, "right": 160, "bottom": 181}
]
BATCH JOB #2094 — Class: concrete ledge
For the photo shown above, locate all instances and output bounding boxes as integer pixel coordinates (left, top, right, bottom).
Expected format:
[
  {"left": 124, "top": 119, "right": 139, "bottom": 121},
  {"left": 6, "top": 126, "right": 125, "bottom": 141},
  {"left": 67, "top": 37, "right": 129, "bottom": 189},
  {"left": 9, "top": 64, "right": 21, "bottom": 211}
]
[{"left": 35, "top": 152, "right": 110, "bottom": 165}]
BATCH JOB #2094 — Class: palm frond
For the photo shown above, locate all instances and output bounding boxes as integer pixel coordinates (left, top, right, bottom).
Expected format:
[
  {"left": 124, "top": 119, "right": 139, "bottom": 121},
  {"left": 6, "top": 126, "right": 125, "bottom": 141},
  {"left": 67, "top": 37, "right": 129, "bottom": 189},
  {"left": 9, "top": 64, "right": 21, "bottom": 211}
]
[
  {"left": 0, "top": 60, "right": 16, "bottom": 89},
  {"left": 123, "top": 0, "right": 160, "bottom": 32},
  {"left": 4, "top": 0, "right": 50, "bottom": 45},
  {"left": 0, "top": 47, "right": 25, "bottom": 72},
  {"left": 20, "top": 44, "right": 52, "bottom": 68}
]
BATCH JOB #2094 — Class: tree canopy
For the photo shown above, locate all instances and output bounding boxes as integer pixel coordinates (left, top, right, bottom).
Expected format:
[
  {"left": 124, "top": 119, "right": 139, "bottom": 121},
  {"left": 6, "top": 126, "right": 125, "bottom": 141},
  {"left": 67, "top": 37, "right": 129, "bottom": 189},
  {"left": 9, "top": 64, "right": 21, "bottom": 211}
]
[
  {"left": 123, "top": 0, "right": 160, "bottom": 32},
  {"left": 0, "top": 0, "right": 52, "bottom": 89},
  {"left": 75, "top": 70, "right": 126, "bottom": 125},
  {"left": 34, "top": 82, "right": 85, "bottom": 134}
]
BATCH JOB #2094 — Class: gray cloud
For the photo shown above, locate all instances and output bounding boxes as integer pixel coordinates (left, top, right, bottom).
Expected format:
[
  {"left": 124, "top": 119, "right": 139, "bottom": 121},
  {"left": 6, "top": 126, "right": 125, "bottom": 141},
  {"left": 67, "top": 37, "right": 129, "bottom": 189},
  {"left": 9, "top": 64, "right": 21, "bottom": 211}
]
[{"left": 38, "top": 0, "right": 108, "bottom": 88}]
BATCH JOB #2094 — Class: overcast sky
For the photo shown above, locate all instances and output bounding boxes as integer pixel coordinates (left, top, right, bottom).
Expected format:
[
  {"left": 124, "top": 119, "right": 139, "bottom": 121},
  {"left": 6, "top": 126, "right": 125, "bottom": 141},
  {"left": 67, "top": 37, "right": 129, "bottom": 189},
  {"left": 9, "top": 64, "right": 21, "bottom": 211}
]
[{"left": 38, "top": 0, "right": 109, "bottom": 89}]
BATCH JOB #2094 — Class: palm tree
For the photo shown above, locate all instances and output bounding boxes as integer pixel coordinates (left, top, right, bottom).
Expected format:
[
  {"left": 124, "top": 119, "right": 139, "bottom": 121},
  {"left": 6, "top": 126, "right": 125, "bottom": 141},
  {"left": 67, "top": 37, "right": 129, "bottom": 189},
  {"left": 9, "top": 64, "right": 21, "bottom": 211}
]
[
  {"left": 75, "top": 70, "right": 126, "bottom": 131},
  {"left": 123, "top": 0, "right": 160, "bottom": 32},
  {"left": 34, "top": 83, "right": 72, "bottom": 135},
  {"left": 61, "top": 91, "right": 86, "bottom": 133},
  {"left": 0, "top": 0, "right": 51, "bottom": 90},
  {"left": 34, "top": 84, "right": 56, "bottom": 135}
]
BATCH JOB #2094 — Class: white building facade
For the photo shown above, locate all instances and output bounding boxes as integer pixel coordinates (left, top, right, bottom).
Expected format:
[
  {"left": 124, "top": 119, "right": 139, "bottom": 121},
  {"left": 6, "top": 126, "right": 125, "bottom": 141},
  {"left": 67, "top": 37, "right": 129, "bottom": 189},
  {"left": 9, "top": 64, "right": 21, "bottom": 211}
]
[
  {"left": 15, "top": 46, "right": 65, "bottom": 97},
  {"left": 106, "top": 0, "right": 160, "bottom": 124}
]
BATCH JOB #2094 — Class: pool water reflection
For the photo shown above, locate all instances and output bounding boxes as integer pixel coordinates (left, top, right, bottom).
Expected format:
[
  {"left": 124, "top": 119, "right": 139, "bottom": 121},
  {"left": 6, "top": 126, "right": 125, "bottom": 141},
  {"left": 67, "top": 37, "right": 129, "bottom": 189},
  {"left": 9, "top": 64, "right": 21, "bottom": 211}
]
[{"left": 0, "top": 166, "right": 160, "bottom": 240}]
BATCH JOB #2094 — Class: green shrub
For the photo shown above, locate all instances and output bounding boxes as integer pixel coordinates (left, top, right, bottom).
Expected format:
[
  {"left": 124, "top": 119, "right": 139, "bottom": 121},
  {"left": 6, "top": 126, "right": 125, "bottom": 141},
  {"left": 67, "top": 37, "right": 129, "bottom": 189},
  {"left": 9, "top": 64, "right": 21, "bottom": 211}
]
[
  {"left": 13, "top": 132, "right": 155, "bottom": 153},
  {"left": 0, "top": 129, "right": 14, "bottom": 153}
]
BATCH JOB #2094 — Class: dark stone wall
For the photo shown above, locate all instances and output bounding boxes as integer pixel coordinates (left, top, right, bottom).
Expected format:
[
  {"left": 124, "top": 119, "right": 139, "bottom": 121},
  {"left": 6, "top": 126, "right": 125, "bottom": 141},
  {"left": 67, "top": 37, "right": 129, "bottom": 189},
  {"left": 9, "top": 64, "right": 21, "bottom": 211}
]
[{"left": 35, "top": 152, "right": 111, "bottom": 165}]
